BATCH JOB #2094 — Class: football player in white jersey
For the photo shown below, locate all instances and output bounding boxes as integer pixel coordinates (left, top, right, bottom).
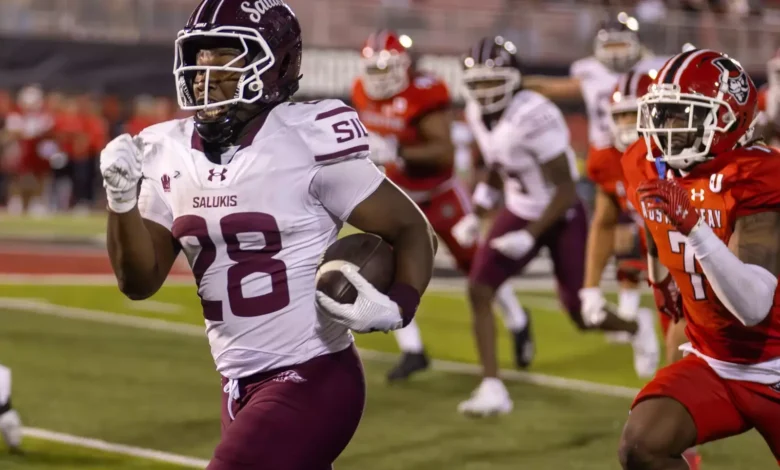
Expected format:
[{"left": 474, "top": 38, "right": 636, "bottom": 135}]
[
  {"left": 100, "top": 1, "right": 436, "bottom": 468},
  {"left": 455, "top": 36, "right": 649, "bottom": 417},
  {"left": 525, "top": 13, "right": 650, "bottom": 343},
  {"left": 0, "top": 364, "right": 22, "bottom": 452}
]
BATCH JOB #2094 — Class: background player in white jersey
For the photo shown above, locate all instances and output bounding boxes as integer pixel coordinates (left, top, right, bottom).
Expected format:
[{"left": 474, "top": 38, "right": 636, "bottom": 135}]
[
  {"left": 0, "top": 364, "right": 22, "bottom": 452},
  {"left": 100, "top": 1, "right": 436, "bottom": 468},
  {"left": 455, "top": 37, "right": 645, "bottom": 417},
  {"left": 525, "top": 13, "right": 649, "bottom": 343}
]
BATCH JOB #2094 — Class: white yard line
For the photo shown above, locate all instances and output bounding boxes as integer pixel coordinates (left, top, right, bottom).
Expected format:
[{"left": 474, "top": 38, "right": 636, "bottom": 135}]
[
  {"left": 22, "top": 427, "right": 209, "bottom": 468},
  {"left": 0, "top": 274, "right": 650, "bottom": 293}
]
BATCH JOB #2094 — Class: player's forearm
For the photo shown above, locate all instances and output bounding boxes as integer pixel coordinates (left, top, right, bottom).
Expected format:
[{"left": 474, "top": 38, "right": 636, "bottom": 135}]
[
  {"left": 385, "top": 220, "right": 437, "bottom": 326},
  {"left": 524, "top": 182, "right": 577, "bottom": 239},
  {"left": 583, "top": 219, "right": 616, "bottom": 288},
  {"left": 107, "top": 209, "right": 163, "bottom": 300},
  {"left": 398, "top": 141, "right": 454, "bottom": 168},
  {"left": 523, "top": 76, "right": 583, "bottom": 101},
  {"left": 688, "top": 222, "right": 776, "bottom": 326},
  {"left": 391, "top": 220, "right": 437, "bottom": 295}
]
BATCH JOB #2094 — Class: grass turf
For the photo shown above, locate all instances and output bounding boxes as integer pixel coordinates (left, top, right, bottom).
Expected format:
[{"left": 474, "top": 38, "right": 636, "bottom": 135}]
[{"left": 0, "top": 283, "right": 775, "bottom": 468}]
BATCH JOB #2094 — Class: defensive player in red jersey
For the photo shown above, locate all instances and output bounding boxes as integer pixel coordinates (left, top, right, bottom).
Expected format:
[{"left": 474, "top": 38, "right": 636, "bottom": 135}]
[
  {"left": 588, "top": 61, "right": 701, "bottom": 469},
  {"left": 584, "top": 63, "right": 665, "bottom": 379},
  {"left": 352, "top": 30, "right": 530, "bottom": 381},
  {"left": 619, "top": 48, "right": 780, "bottom": 469}
]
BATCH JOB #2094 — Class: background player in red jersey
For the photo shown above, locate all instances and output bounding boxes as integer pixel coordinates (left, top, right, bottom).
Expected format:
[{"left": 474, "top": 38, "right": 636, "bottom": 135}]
[
  {"left": 583, "top": 63, "right": 665, "bottom": 379},
  {"left": 619, "top": 48, "right": 780, "bottom": 469},
  {"left": 352, "top": 30, "right": 529, "bottom": 381}
]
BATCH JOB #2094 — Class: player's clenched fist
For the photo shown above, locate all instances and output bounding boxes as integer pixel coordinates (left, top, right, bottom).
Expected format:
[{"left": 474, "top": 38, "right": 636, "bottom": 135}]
[
  {"left": 637, "top": 179, "right": 701, "bottom": 235},
  {"left": 101, "top": 134, "right": 144, "bottom": 214}
]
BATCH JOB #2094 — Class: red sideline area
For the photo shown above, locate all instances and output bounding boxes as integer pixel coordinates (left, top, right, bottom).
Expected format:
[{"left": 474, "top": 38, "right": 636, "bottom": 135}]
[{"left": 0, "top": 244, "right": 192, "bottom": 276}]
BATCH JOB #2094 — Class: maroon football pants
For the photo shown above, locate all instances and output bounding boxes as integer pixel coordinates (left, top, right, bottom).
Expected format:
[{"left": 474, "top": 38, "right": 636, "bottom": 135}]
[{"left": 208, "top": 345, "right": 366, "bottom": 470}]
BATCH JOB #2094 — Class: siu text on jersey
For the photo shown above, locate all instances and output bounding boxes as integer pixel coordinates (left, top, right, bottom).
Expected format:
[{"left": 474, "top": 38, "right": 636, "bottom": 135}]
[{"left": 192, "top": 195, "right": 238, "bottom": 209}]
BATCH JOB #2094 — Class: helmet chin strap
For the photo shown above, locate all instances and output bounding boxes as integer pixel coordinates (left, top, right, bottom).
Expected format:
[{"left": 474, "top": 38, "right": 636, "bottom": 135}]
[{"left": 194, "top": 101, "right": 267, "bottom": 147}]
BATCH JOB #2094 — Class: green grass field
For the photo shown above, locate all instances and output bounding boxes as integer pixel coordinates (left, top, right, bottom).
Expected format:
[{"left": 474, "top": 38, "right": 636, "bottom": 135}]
[{"left": 0, "top": 282, "right": 775, "bottom": 469}]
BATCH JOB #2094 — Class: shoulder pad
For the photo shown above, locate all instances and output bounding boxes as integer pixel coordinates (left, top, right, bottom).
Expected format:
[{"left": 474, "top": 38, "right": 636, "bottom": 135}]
[
  {"left": 136, "top": 118, "right": 189, "bottom": 165},
  {"left": 509, "top": 91, "right": 564, "bottom": 136},
  {"left": 586, "top": 146, "right": 623, "bottom": 191},
  {"left": 731, "top": 147, "right": 780, "bottom": 216},
  {"left": 280, "top": 99, "right": 371, "bottom": 166}
]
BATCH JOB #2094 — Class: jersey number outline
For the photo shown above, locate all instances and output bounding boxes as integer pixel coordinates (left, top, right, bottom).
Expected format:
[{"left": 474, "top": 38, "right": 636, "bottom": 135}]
[
  {"left": 667, "top": 230, "right": 706, "bottom": 300},
  {"left": 173, "top": 212, "right": 290, "bottom": 321}
]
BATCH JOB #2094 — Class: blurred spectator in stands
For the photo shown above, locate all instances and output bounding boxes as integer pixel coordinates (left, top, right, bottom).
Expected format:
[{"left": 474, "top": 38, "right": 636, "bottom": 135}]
[
  {"left": 4, "top": 85, "right": 57, "bottom": 216},
  {"left": 102, "top": 95, "right": 124, "bottom": 138},
  {"left": 0, "top": 90, "right": 13, "bottom": 206},
  {"left": 124, "top": 95, "right": 159, "bottom": 136},
  {"left": 381, "top": 0, "right": 426, "bottom": 30},
  {"left": 51, "top": 96, "right": 86, "bottom": 212},
  {"left": 73, "top": 94, "right": 107, "bottom": 213}
]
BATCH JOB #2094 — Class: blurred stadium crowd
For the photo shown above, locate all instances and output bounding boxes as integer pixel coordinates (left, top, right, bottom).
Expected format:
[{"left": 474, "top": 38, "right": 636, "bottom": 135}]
[
  {"left": 0, "top": 0, "right": 775, "bottom": 217},
  {"left": 0, "top": 87, "right": 188, "bottom": 215}
]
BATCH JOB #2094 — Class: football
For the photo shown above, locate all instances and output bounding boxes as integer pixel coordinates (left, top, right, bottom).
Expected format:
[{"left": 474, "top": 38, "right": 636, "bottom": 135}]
[{"left": 316, "top": 233, "right": 395, "bottom": 304}]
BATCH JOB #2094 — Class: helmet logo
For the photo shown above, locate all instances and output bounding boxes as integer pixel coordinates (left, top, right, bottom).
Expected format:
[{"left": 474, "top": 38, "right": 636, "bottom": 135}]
[
  {"left": 241, "top": 0, "right": 285, "bottom": 23},
  {"left": 713, "top": 57, "right": 750, "bottom": 105}
]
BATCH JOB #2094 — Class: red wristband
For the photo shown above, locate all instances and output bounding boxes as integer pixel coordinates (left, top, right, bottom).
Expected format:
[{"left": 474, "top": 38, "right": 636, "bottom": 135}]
[{"left": 387, "top": 283, "right": 420, "bottom": 327}]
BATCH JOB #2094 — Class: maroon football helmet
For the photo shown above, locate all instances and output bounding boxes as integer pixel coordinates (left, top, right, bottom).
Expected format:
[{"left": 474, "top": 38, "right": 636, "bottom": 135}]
[
  {"left": 174, "top": 0, "right": 303, "bottom": 144},
  {"left": 461, "top": 36, "right": 523, "bottom": 115}
]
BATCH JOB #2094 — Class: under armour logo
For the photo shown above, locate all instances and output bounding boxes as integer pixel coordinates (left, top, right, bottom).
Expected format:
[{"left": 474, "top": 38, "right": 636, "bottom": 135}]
[
  {"left": 161, "top": 174, "right": 171, "bottom": 193},
  {"left": 691, "top": 189, "right": 705, "bottom": 201},
  {"left": 208, "top": 168, "right": 228, "bottom": 182}
]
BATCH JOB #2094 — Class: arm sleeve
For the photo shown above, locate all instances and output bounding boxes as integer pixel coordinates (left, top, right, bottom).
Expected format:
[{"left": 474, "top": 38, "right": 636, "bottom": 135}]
[
  {"left": 310, "top": 158, "right": 385, "bottom": 221},
  {"left": 515, "top": 100, "right": 571, "bottom": 163},
  {"left": 136, "top": 139, "right": 174, "bottom": 231},
  {"left": 688, "top": 222, "right": 776, "bottom": 326}
]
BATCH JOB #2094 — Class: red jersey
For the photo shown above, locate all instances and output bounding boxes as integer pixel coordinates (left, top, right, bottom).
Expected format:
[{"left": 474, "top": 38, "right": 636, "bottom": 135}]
[
  {"left": 352, "top": 73, "right": 452, "bottom": 192},
  {"left": 622, "top": 139, "right": 780, "bottom": 364},
  {"left": 587, "top": 145, "right": 647, "bottom": 252}
]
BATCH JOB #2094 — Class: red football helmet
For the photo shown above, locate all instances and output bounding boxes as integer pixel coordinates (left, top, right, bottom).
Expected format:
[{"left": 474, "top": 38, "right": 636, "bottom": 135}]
[
  {"left": 608, "top": 59, "right": 665, "bottom": 151},
  {"left": 637, "top": 49, "right": 757, "bottom": 169},
  {"left": 360, "top": 30, "right": 412, "bottom": 100}
]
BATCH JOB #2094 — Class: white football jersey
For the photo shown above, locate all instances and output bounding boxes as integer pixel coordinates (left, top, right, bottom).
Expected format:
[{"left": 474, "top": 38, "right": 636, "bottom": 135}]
[
  {"left": 136, "top": 99, "right": 384, "bottom": 379},
  {"left": 465, "top": 90, "right": 578, "bottom": 220},
  {"left": 570, "top": 56, "right": 619, "bottom": 150}
]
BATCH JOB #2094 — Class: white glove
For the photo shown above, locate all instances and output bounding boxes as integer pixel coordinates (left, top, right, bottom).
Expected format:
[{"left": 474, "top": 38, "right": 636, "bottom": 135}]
[
  {"left": 452, "top": 213, "right": 481, "bottom": 248},
  {"left": 489, "top": 229, "right": 535, "bottom": 260},
  {"left": 578, "top": 287, "right": 608, "bottom": 327},
  {"left": 315, "top": 264, "right": 403, "bottom": 333},
  {"left": 100, "top": 134, "right": 144, "bottom": 213},
  {"left": 367, "top": 132, "right": 399, "bottom": 165}
]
